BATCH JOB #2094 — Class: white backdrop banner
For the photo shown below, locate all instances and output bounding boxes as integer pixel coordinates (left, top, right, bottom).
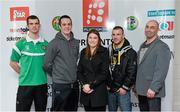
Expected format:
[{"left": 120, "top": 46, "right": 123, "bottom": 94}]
[
  {"left": 0, "top": 2, "right": 2, "bottom": 110},
  {"left": 0, "top": 0, "right": 175, "bottom": 111}
]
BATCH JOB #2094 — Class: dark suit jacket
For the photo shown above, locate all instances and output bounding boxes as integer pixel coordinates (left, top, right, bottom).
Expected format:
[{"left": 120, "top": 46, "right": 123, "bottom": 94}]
[
  {"left": 77, "top": 46, "right": 109, "bottom": 107},
  {"left": 136, "top": 38, "right": 171, "bottom": 97}
]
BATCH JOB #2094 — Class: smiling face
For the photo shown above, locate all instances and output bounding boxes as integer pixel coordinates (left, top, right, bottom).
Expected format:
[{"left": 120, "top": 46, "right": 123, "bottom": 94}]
[
  {"left": 112, "top": 29, "right": 124, "bottom": 46},
  {"left": 60, "top": 18, "right": 72, "bottom": 36},
  {"left": 88, "top": 33, "right": 100, "bottom": 49},
  {"left": 145, "top": 20, "right": 159, "bottom": 40}
]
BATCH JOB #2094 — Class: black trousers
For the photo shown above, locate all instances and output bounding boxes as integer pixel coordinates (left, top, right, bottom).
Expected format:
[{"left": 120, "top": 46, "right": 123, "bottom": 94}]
[
  {"left": 83, "top": 99, "right": 106, "bottom": 111},
  {"left": 84, "top": 105, "right": 106, "bottom": 111},
  {"left": 16, "top": 84, "right": 47, "bottom": 111},
  {"left": 51, "top": 82, "right": 79, "bottom": 111},
  {"left": 138, "top": 95, "right": 161, "bottom": 111}
]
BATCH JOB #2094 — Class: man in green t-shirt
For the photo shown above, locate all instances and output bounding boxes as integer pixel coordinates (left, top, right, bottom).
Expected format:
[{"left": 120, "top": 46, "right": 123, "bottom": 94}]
[{"left": 9, "top": 15, "right": 48, "bottom": 111}]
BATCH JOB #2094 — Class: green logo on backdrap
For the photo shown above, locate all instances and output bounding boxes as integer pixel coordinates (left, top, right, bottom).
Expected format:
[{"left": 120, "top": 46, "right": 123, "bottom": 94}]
[
  {"left": 126, "top": 16, "right": 138, "bottom": 31},
  {"left": 52, "top": 16, "right": 61, "bottom": 31}
]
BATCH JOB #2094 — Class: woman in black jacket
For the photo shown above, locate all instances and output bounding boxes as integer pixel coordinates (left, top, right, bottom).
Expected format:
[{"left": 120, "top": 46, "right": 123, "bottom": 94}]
[{"left": 77, "top": 29, "right": 109, "bottom": 111}]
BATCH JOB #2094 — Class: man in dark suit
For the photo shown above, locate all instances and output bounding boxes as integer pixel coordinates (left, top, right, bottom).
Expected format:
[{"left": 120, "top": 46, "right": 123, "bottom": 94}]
[{"left": 135, "top": 20, "right": 171, "bottom": 111}]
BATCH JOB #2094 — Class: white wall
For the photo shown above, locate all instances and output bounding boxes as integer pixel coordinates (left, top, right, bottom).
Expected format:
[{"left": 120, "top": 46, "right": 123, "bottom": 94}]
[
  {"left": 0, "top": 1, "right": 2, "bottom": 111},
  {"left": 173, "top": 0, "right": 180, "bottom": 111},
  {"left": 0, "top": 0, "right": 179, "bottom": 111}
]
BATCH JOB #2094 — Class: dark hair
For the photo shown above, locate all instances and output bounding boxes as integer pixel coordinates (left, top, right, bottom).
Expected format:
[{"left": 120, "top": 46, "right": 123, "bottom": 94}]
[
  {"left": 59, "top": 15, "right": 72, "bottom": 26},
  {"left": 113, "top": 26, "right": 124, "bottom": 34},
  {"left": 85, "top": 29, "right": 102, "bottom": 59},
  {"left": 26, "top": 15, "right": 40, "bottom": 25}
]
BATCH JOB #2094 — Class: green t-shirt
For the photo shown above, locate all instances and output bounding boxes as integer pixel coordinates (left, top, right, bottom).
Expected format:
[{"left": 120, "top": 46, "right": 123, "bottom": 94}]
[{"left": 10, "top": 37, "right": 48, "bottom": 86}]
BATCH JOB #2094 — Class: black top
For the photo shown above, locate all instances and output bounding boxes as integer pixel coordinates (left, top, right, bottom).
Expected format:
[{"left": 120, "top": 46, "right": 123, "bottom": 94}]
[{"left": 77, "top": 46, "right": 109, "bottom": 107}]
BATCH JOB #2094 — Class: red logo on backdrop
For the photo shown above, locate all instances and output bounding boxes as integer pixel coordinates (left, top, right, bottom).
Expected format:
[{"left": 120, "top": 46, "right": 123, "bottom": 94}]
[
  {"left": 83, "top": 0, "right": 108, "bottom": 32},
  {"left": 159, "top": 21, "right": 174, "bottom": 31},
  {"left": 167, "top": 21, "right": 174, "bottom": 30},
  {"left": 10, "top": 7, "right": 29, "bottom": 21}
]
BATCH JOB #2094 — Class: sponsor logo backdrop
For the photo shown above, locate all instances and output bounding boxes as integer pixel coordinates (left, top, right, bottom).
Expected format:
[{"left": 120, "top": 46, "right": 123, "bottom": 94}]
[{"left": 0, "top": 0, "right": 175, "bottom": 111}]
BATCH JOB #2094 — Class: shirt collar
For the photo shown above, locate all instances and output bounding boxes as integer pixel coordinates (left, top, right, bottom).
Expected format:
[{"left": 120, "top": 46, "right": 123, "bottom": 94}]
[{"left": 26, "top": 31, "right": 44, "bottom": 43}]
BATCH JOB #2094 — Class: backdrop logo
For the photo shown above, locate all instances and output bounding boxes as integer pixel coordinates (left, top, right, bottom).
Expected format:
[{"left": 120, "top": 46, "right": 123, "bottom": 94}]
[
  {"left": 159, "top": 21, "right": 174, "bottom": 31},
  {"left": 6, "top": 36, "right": 25, "bottom": 41},
  {"left": 10, "top": 7, "right": 29, "bottom": 21},
  {"left": 52, "top": 16, "right": 61, "bottom": 31},
  {"left": 83, "top": 0, "right": 108, "bottom": 32},
  {"left": 10, "top": 27, "right": 29, "bottom": 34},
  {"left": 126, "top": 16, "right": 138, "bottom": 31},
  {"left": 147, "top": 9, "right": 175, "bottom": 17}
]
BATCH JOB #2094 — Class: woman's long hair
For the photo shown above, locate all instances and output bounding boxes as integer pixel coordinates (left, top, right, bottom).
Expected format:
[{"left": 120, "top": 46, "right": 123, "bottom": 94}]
[{"left": 85, "top": 29, "right": 102, "bottom": 59}]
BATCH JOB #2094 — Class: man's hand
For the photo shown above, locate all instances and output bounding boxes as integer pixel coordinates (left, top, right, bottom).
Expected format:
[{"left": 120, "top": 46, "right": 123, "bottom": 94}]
[
  {"left": 117, "top": 88, "right": 127, "bottom": 95},
  {"left": 147, "top": 88, "right": 155, "bottom": 98},
  {"left": 107, "top": 86, "right": 110, "bottom": 90}
]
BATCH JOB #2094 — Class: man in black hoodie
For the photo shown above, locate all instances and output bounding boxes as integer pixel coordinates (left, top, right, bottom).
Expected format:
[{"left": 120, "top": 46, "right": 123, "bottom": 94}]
[
  {"left": 43, "top": 15, "right": 79, "bottom": 111},
  {"left": 107, "top": 26, "right": 137, "bottom": 111}
]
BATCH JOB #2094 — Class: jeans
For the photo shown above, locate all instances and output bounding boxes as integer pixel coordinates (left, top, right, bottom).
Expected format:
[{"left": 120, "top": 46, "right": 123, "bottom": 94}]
[
  {"left": 108, "top": 91, "right": 132, "bottom": 112},
  {"left": 51, "top": 82, "right": 79, "bottom": 111}
]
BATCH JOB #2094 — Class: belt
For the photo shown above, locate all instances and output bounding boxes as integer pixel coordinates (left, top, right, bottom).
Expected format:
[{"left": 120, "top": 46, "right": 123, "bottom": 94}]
[{"left": 54, "top": 81, "right": 79, "bottom": 89}]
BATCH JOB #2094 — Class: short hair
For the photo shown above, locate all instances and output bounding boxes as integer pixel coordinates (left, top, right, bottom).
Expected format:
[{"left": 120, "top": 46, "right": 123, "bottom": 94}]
[
  {"left": 112, "top": 26, "right": 124, "bottom": 34},
  {"left": 59, "top": 15, "right": 72, "bottom": 26},
  {"left": 26, "top": 15, "right": 40, "bottom": 25},
  {"left": 147, "top": 20, "right": 159, "bottom": 28}
]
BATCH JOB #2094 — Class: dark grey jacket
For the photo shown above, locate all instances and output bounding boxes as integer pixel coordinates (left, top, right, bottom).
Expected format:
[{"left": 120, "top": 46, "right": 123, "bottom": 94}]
[
  {"left": 136, "top": 38, "right": 171, "bottom": 97},
  {"left": 43, "top": 31, "right": 79, "bottom": 84}
]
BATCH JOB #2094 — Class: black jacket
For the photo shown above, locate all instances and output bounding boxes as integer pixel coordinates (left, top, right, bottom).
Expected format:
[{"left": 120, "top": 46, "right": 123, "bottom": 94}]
[
  {"left": 77, "top": 46, "right": 109, "bottom": 107},
  {"left": 107, "top": 38, "right": 137, "bottom": 92}
]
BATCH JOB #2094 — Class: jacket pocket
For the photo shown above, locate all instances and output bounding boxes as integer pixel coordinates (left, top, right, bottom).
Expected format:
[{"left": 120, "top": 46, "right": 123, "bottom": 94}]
[{"left": 71, "top": 45, "right": 78, "bottom": 57}]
